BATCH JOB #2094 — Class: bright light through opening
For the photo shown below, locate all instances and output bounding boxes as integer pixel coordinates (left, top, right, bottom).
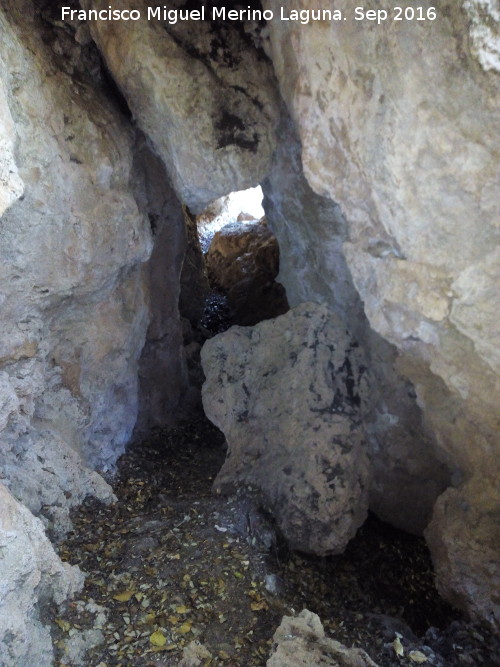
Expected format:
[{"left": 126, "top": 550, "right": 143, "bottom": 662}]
[{"left": 196, "top": 186, "right": 265, "bottom": 252}]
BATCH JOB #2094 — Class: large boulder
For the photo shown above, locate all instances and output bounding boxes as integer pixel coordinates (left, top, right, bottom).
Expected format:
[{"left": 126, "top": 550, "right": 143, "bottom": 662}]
[
  {"left": 206, "top": 218, "right": 289, "bottom": 325},
  {"left": 201, "top": 302, "right": 370, "bottom": 555},
  {"left": 263, "top": 117, "right": 451, "bottom": 537},
  {"left": 263, "top": 0, "right": 500, "bottom": 626}
]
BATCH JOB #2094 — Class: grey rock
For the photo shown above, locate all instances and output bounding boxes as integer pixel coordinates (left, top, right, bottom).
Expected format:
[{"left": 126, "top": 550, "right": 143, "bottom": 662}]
[
  {"left": 83, "top": 0, "right": 280, "bottom": 213},
  {"left": 262, "top": 115, "right": 451, "bottom": 537},
  {"left": 0, "top": 483, "right": 84, "bottom": 667},
  {"left": 202, "top": 302, "right": 370, "bottom": 555},
  {"left": 263, "top": 0, "right": 500, "bottom": 626},
  {"left": 267, "top": 610, "right": 379, "bottom": 666}
]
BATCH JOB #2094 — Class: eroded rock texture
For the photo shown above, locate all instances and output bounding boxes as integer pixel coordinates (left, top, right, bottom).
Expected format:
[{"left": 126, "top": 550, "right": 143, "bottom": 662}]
[
  {"left": 206, "top": 218, "right": 289, "bottom": 325},
  {"left": 0, "top": 483, "right": 84, "bottom": 667},
  {"left": 82, "top": 0, "right": 280, "bottom": 213},
  {"left": 0, "top": 0, "right": 153, "bottom": 541},
  {"left": 267, "top": 610, "right": 378, "bottom": 667},
  {"left": 202, "top": 302, "right": 370, "bottom": 555},
  {"left": 263, "top": 0, "right": 500, "bottom": 627},
  {"left": 263, "top": 116, "right": 451, "bottom": 537},
  {"left": 132, "top": 137, "right": 194, "bottom": 432}
]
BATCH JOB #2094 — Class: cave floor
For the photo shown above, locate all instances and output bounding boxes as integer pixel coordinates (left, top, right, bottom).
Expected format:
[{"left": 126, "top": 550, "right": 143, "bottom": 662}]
[{"left": 52, "top": 418, "right": 500, "bottom": 667}]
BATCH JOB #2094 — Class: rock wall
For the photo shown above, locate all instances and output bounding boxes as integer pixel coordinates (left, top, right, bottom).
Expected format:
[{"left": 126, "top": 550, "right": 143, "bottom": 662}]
[
  {"left": 263, "top": 0, "right": 500, "bottom": 628},
  {"left": 131, "top": 137, "right": 192, "bottom": 432},
  {"left": 82, "top": 0, "right": 280, "bottom": 213},
  {"left": 262, "top": 115, "right": 451, "bottom": 537},
  {"left": 0, "top": 483, "right": 84, "bottom": 667},
  {"left": 0, "top": 0, "right": 240, "bottom": 657},
  {"left": 0, "top": 0, "right": 153, "bottom": 536}
]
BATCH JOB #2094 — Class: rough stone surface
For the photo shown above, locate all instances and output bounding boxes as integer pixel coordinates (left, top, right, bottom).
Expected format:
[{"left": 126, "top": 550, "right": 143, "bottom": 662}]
[
  {"left": 425, "top": 483, "right": 500, "bottom": 630},
  {"left": 0, "top": 3, "right": 163, "bottom": 658},
  {"left": 0, "top": 421, "right": 114, "bottom": 540},
  {"left": 0, "top": 483, "right": 84, "bottom": 667},
  {"left": 206, "top": 218, "right": 289, "bottom": 325},
  {"left": 0, "top": 77, "right": 24, "bottom": 216},
  {"left": 264, "top": 0, "right": 500, "bottom": 626},
  {"left": 0, "top": 2, "right": 152, "bottom": 477},
  {"left": 263, "top": 115, "right": 451, "bottom": 536},
  {"left": 83, "top": 0, "right": 280, "bottom": 213},
  {"left": 267, "top": 610, "right": 379, "bottom": 666},
  {"left": 132, "top": 137, "right": 192, "bottom": 432},
  {"left": 179, "top": 641, "right": 213, "bottom": 667},
  {"left": 463, "top": 0, "right": 500, "bottom": 72},
  {"left": 202, "top": 302, "right": 370, "bottom": 555}
]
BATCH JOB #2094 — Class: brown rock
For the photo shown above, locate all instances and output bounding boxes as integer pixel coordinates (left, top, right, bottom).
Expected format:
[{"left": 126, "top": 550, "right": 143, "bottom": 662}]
[{"left": 206, "top": 218, "right": 289, "bottom": 326}]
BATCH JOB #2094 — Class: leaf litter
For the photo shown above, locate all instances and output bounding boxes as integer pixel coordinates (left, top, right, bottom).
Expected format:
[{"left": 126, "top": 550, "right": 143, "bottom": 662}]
[{"left": 52, "top": 418, "right": 500, "bottom": 666}]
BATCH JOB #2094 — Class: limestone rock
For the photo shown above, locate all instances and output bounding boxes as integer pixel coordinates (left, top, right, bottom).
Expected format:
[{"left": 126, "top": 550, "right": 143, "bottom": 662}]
[
  {"left": 0, "top": 423, "right": 115, "bottom": 539},
  {"left": 463, "top": 0, "right": 500, "bottom": 72},
  {"left": 425, "top": 482, "right": 500, "bottom": 630},
  {"left": 206, "top": 218, "right": 289, "bottom": 325},
  {"left": 0, "top": 1, "right": 153, "bottom": 480},
  {"left": 83, "top": 0, "right": 280, "bottom": 213},
  {"left": 263, "top": 116, "right": 451, "bottom": 536},
  {"left": 201, "top": 302, "right": 370, "bottom": 555},
  {"left": 0, "top": 483, "right": 84, "bottom": 667},
  {"left": 0, "top": 78, "right": 24, "bottom": 216},
  {"left": 179, "top": 641, "right": 213, "bottom": 667},
  {"left": 263, "top": 0, "right": 500, "bottom": 624},
  {"left": 267, "top": 610, "right": 379, "bottom": 666},
  {"left": 132, "top": 137, "right": 192, "bottom": 432}
]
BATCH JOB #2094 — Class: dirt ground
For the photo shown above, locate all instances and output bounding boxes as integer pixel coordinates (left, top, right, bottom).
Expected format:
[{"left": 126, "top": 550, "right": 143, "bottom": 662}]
[{"left": 51, "top": 418, "right": 500, "bottom": 667}]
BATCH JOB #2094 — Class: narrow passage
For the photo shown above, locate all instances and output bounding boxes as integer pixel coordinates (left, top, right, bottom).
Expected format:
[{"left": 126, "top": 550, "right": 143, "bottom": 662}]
[{"left": 52, "top": 417, "right": 499, "bottom": 666}]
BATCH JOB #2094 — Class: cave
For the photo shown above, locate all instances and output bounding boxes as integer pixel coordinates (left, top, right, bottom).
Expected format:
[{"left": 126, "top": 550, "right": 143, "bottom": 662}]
[{"left": 0, "top": 1, "right": 499, "bottom": 666}]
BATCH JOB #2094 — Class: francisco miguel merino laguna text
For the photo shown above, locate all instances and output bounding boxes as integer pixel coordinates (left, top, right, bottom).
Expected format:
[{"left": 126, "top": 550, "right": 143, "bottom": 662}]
[{"left": 61, "top": 6, "right": 346, "bottom": 25}]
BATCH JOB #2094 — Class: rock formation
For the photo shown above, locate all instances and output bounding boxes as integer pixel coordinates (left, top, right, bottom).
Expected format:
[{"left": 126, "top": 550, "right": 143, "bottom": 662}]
[
  {"left": 263, "top": 0, "right": 500, "bottom": 628},
  {"left": 0, "top": 483, "right": 84, "bottom": 667},
  {"left": 81, "top": 0, "right": 280, "bottom": 213},
  {"left": 202, "top": 302, "right": 370, "bottom": 555},
  {"left": 0, "top": 0, "right": 498, "bottom": 657},
  {"left": 0, "top": 0, "right": 149, "bottom": 532},
  {"left": 132, "top": 137, "right": 193, "bottom": 432},
  {"left": 267, "top": 610, "right": 378, "bottom": 666},
  {"left": 0, "top": 3, "right": 186, "bottom": 659},
  {"left": 205, "top": 217, "right": 289, "bottom": 325},
  {"left": 262, "top": 116, "right": 451, "bottom": 537}
]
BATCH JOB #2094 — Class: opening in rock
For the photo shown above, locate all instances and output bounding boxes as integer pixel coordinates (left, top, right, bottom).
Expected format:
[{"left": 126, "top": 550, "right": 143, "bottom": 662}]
[
  {"left": 2, "top": 2, "right": 498, "bottom": 665},
  {"left": 52, "top": 194, "right": 498, "bottom": 665},
  {"left": 196, "top": 186, "right": 265, "bottom": 253},
  {"left": 193, "top": 187, "right": 289, "bottom": 331}
]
